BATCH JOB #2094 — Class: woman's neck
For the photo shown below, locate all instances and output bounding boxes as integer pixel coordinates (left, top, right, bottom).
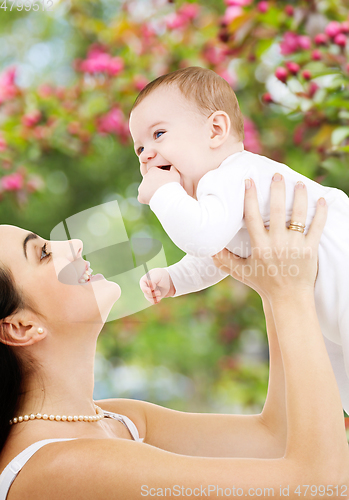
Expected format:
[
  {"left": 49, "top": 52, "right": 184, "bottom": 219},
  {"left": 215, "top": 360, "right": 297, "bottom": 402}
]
[{"left": 17, "top": 333, "right": 98, "bottom": 418}]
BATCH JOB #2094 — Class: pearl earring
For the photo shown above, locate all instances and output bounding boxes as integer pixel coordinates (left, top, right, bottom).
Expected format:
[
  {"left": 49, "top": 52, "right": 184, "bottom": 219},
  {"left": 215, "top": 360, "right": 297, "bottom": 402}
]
[{"left": 37, "top": 327, "right": 44, "bottom": 334}]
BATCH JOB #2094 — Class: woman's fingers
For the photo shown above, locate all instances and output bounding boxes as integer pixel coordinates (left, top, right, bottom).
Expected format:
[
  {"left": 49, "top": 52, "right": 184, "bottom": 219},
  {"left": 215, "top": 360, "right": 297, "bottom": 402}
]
[
  {"left": 306, "top": 197, "right": 328, "bottom": 248},
  {"left": 212, "top": 249, "right": 245, "bottom": 278},
  {"left": 243, "top": 178, "right": 265, "bottom": 245},
  {"left": 269, "top": 173, "right": 286, "bottom": 235},
  {"left": 288, "top": 181, "right": 308, "bottom": 230}
]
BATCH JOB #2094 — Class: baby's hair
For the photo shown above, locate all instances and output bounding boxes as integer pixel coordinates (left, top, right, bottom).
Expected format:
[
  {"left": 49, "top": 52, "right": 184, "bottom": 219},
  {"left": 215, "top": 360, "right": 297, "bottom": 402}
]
[{"left": 132, "top": 66, "right": 245, "bottom": 141}]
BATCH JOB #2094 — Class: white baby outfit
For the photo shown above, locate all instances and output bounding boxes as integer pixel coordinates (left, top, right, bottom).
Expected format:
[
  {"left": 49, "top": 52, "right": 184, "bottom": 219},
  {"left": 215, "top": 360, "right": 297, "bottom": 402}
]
[
  {"left": 149, "top": 150, "right": 349, "bottom": 414},
  {"left": 0, "top": 409, "right": 143, "bottom": 499}
]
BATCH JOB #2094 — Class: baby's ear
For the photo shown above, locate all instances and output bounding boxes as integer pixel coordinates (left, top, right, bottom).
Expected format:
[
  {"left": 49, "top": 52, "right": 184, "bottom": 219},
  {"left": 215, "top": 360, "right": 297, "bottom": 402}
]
[{"left": 209, "top": 111, "right": 231, "bottom": 148}]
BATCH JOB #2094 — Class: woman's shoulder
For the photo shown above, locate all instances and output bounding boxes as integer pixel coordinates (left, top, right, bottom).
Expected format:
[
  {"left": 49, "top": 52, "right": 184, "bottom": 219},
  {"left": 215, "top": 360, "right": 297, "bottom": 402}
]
[
  {"left": 94, "top": 397, "right": 148, "bottom": 437},
  {"left": 6, "top": 437, "right": 145, "bottom": 500}
]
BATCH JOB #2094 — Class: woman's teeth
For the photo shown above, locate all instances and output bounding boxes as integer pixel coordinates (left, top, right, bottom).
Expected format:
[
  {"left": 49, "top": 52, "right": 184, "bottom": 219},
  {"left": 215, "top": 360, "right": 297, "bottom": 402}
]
[{"left": 78, "top": 267, "right": 93, "bottom": 284}]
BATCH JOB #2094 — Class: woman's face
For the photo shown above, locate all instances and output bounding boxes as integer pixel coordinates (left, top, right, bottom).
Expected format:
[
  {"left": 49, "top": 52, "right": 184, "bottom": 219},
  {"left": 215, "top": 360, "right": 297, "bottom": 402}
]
[{"left": 0, "top": 224, "right": 121, "bottom": 330}]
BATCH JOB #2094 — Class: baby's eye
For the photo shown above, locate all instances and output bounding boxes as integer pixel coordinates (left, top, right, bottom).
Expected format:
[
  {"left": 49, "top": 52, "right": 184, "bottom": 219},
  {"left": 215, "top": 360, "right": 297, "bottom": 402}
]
[
  {"left": 137, "top": 146, "right": 144, "bottom": 156},
  {"left": 154, "top": 131, "right": 165, "bottom": 139}
]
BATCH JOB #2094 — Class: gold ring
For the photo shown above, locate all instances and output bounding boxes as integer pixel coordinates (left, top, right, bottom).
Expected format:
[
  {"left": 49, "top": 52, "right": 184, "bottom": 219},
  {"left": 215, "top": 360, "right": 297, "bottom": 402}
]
[
  {"left": 288, "top": 224, "right": 305, "bottom": 233},
  {"left": 289, "top": 221, "right": 305, "bottom": 229}
]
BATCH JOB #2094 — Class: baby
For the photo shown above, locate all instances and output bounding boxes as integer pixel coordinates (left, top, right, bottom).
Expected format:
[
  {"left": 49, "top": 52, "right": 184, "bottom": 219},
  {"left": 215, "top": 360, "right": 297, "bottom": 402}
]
[{"left": 129, "top": 66, "right": 349, "bottom": 414}]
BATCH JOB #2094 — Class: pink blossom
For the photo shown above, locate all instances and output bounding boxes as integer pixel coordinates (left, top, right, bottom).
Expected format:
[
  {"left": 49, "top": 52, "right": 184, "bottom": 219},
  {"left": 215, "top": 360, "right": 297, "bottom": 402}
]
[
  {"left": 275, "top": 67, "right": 288, "bottom": 83},
  {"left": 308, "top": 82, "right": 319, "bottom": 98},
  {"left": 22, "top": 110, "right": 41, "bottom": 128},
  {"left": 178, "top": 3, "right": 200, "bottom": 20},
  {"left": 38, "top": 84, "right": 54, "bottom": 98},
  {"left": 334, "top": 33, "right": 347, "bottom": 47},
  {"left": 302, "top": 70, "right": 312, "bottom": 80},
  {"left": 0, "top": 67, "right": 18, "bottom": 104},
  {"left": 243, "top": 117, "right": 261, "bottom": 154},
  {"left": 286, "top": 61, "right": 300, "bottom": 75},
  {"left": 225, "top": 0, "right": 252, "bottom": 6},
  {"left": 0, "top": 134, "right": 7, "bottom": 152},
  {"left": 133, "top": 75, "right": 149, "bottom": 92},
  {"left": 33, "top": 126, "right": 49, "bottom": 140},
  {"left": 98, "top": 108, "right": 125, "bottom": 135},
  {"left": 341, "top": 22, "right": 349, "bottom": 34},
  {"left": 223, "top": 6, "right": 243, "bottom": 24},
  {"left": 80, "top": 50, "right": 124, "bottom": 76},
  {"left": 1, "top": 172, "right": 23, "bottom": 191},
  {"left": 325, "top": 21, "right": 341, "bottom": 38},
  {"left": 67, "top": 122, "right": 80, "bottom": 135},
  {"left": 56, "top": 87, "right": 66, "bottom": 100},
  {"left": 280, "top": 32, "right": 299, "bottom": 55},
  {"left": 298, "top": 35, "right": 311, "bottom": 50},
  {"left": 284, "top": 5, "right": 294, "bottom": 16},
  {"left": 80, "top": 53, "right": 109, "bottom": 73},
  {"left": 203, "top": 45, "right": 227, "bottom": 65},
  {"left": 106, "top": 57, "right": 124, "bottom": 76},
  {"left": 257, "top": 1, "right": 268, "bottom": 13},
  {"left": 293, "top": 123, "right": 306, "bottom": 145},
  {"left": 141, "top": 23, "right": 156, "bottom": 41},
  {"left": 262, "top": 93, "right": 273, "bottom": 103},
  {"left": 0, "top": 67, "right": 16, "bottom": 87},
  {"left": 86, "top": 44, "right": 108, "bottom": 60},
  {"left": 314, "top": 33, "right": 328, "bottom": 45},
  {"left": 311, "top": 49, "right": 322, "bottom": 60},
  {"left": 165, "top": 13, "right": 188, "bottom": 30},
  {"left": 217, "top": 68, "right": 237, "bottom": 87}
]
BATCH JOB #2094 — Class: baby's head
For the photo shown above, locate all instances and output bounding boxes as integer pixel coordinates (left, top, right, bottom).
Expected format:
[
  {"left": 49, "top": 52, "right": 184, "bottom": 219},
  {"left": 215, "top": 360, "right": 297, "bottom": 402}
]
[{"left": 129, "top": 67, "right": 244, "bottom": 197}]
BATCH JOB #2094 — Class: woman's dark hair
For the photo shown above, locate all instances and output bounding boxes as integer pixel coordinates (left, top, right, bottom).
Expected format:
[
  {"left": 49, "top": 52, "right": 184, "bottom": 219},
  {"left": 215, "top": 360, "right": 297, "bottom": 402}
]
[{"left": 0, "top": 266, "right": 38, "bottom": 453}]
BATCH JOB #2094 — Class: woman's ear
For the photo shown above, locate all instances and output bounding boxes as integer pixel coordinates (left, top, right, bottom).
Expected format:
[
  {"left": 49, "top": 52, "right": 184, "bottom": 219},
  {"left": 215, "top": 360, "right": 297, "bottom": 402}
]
[
  {"left": 208, "top": 111, "right": 231, "bottom": 149},
  {"left": 0, "top": 313, "right": 47, "bottom": 347}
]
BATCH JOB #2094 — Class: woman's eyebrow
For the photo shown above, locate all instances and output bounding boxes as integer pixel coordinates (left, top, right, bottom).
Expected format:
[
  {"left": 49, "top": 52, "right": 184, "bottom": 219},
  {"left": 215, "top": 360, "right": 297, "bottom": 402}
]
[{"left": 23, "top": 232, "right": 38, "bottom": 259}]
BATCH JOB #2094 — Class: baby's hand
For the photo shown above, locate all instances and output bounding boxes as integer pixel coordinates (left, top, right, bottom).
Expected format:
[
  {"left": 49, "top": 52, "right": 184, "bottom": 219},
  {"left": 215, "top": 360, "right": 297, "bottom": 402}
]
[
  {"left": 140, "top": 268, "right": 176, "bottom": 304},
  {"left": 138, "top": 166, "right": 181, "bottom": 205}
]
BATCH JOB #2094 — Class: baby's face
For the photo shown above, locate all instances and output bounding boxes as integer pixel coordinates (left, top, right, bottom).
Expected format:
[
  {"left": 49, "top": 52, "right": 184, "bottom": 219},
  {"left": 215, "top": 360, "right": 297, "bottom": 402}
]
[{"left": 129, "top": 86, "right": 213, "bottom": 198}]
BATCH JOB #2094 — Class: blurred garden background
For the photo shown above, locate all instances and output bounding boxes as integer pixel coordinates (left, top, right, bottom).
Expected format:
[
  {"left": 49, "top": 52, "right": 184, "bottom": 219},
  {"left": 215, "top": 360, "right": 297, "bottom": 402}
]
[{"left": 0, "top": 0, "right": 349, "bottom": 426}]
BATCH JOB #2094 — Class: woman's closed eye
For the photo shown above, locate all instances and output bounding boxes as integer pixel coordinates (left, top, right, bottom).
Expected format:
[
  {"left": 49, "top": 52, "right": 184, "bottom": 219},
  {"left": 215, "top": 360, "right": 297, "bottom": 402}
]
[{"left": 40, "top": 242, "right": 52, "bottom": 261}]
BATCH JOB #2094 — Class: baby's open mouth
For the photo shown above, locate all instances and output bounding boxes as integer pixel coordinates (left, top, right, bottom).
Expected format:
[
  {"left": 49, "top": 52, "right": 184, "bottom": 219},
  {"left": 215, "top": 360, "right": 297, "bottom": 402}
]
[{"left": 160, "top": 165, "right": 171, "bottom": 170}]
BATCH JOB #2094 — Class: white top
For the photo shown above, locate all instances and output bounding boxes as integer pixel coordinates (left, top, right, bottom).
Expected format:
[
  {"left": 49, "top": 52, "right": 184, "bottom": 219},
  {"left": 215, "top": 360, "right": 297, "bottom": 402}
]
[
  {"left": 150, "top": 150, "right": 349, "bottom": 414},
  {"left": 0, "top": 409, "right": 143, "bottom": 500}
]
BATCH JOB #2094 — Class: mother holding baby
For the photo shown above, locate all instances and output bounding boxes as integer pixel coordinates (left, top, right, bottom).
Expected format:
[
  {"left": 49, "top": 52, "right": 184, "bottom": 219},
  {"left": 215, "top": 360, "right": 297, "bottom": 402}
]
[{"left": 0, "top": 172, "right": 347, "bottom": 498}]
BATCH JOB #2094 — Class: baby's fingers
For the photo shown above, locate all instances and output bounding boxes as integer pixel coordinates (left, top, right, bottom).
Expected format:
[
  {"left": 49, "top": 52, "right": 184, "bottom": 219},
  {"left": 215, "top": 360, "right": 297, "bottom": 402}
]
[{"left": 306, "top": 197, "right": 327, "bottom": 249}]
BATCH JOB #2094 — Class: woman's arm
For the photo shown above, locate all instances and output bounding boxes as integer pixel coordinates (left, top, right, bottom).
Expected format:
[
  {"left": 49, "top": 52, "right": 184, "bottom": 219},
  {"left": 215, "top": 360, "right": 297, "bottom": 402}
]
[
  {"left": 24, "top": 177, "right": 348, "bottom": 500},
  {"left": 260, "top": 297, "right": 287, "bottom": 450}
]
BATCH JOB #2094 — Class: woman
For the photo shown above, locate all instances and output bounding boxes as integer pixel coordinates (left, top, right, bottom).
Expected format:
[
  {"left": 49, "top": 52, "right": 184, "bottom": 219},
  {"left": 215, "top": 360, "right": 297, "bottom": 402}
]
[{"left": 0, "top": 175, "right": 347, "bottom": 499}]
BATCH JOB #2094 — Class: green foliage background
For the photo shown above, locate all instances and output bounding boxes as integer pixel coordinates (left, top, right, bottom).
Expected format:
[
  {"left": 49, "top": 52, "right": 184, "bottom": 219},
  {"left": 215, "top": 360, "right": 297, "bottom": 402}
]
[{"left": 0, "top": 0, "right": 348, "bottom": 416}]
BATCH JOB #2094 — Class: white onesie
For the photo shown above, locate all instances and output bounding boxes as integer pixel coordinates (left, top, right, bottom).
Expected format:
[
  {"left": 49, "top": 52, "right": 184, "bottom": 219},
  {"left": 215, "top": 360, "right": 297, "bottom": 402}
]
[{"left": 149, "top": 150, "right": 349, "bottom": 414}]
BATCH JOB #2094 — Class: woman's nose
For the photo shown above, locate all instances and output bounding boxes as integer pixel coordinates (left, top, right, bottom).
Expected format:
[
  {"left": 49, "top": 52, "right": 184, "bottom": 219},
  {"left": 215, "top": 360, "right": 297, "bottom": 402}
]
[
  {"left": 68, "top": 239, "right": 83, "bottom": 260},
  {"left": 51, "top": 239, "right": 83, "bottom": 261}
]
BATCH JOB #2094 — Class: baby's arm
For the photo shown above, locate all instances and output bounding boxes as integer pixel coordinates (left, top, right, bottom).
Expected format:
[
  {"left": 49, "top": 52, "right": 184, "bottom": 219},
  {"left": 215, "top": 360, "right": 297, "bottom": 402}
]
[
  {"left": 140, "top": 254, "right": 229, "bottom": 303},
  {"left": 149, "top": 166, "right": 249, "bottom": 258},
  {"left": 165, "top": 254, "right": 228, "bottom": 297}
]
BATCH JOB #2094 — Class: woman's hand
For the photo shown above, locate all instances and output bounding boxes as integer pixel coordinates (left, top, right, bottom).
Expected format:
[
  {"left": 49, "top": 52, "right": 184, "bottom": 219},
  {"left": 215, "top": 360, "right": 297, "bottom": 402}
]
[{"left": 212, "top": 174, "right": 328, "bottom": 302}]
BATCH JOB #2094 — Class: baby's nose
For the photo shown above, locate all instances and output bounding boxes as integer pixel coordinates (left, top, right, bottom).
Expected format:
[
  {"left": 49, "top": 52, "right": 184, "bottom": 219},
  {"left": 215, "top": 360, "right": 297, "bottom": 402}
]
[{"left": 140, "top": 148, "right": 156, "bottom": 163}]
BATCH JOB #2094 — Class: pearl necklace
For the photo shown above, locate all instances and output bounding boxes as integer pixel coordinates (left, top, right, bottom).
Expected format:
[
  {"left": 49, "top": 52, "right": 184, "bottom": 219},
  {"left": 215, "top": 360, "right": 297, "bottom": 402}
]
[{"left": 9, "top": 404, "right": 104, "bottom": 425}]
